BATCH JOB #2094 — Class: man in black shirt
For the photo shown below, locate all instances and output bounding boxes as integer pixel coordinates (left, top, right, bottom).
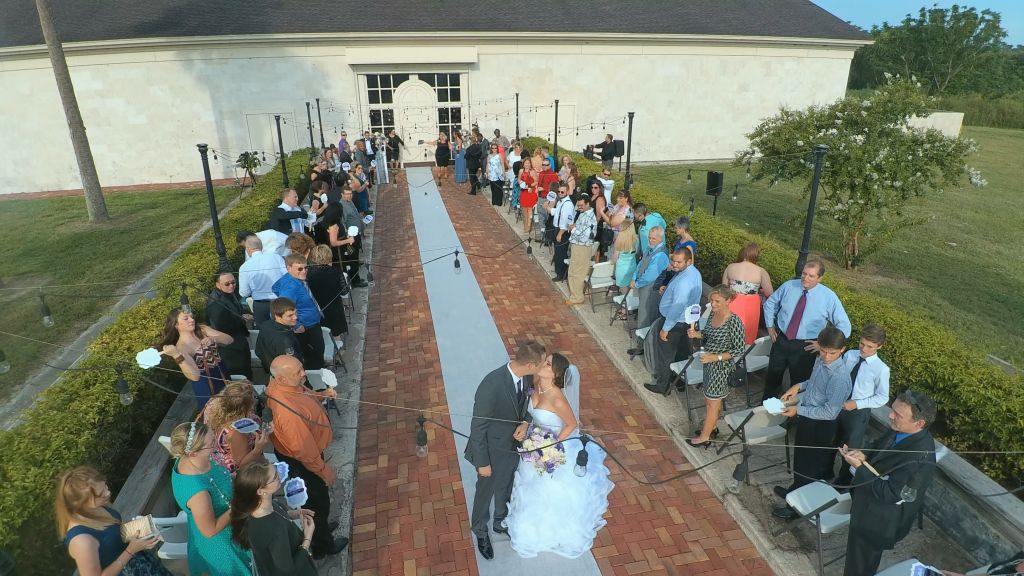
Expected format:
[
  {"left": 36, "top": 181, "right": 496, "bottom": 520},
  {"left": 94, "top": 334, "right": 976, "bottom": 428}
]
[
  {"left": 205, "top": 272, "right": 253, "bottom": 379},
  {"left": 464, "top": 135, "right": 484, "bottom": 195},
  {"left": 255, "top": 297, "right": 303, "bottom": 372},
  {"left": 594, "top": 134, "right": 616, "bottom": 169},
  {"left": 268, "top": 188, "right": 308, "bottom": 235}
]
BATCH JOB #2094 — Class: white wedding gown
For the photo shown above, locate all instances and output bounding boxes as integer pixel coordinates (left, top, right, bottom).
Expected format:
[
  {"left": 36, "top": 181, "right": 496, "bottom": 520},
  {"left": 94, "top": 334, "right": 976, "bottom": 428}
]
[{"left": 505, "top": 398, "right": 615, "bottom": 559}]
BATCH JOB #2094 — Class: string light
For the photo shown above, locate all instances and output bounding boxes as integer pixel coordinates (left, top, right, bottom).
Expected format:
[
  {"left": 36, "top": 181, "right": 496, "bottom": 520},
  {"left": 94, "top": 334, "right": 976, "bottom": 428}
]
[
  {"left": 745, "top": 163, "right": 752, "bottom": 179},
  {"left": 453, "top": 249, "right": 462, "bottom": 274},
  {"left": 688, "top": 196, "right": 695, "bottom": 217},
  {"left": 179, "top": 282, "right": 191, "bottom": 315},
  {"left": 0, "top": 348, "right": 10, "bottom": 374},
  {"left": 114, "top": 367, "right": 133, "bottom": 406},
  {"left": 732, "top": 184, "right": 739, "bottom": 201},
  {"left": 686, "top": 169, "right": 692, "bottom": 185},
  {"left": 38, "top": 290, "right": 54, "bottom": 328},
  {"left": 415, "top": 414, "right": 428, "bottom": 458},
  {"left": 526, "top": 239, "right": 533, "bottom": 256}
]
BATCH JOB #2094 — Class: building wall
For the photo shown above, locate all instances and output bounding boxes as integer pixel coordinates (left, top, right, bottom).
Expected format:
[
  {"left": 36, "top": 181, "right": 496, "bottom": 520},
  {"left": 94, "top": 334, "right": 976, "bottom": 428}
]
[{"left": 0, "top": 39, "right": 856, "bottom": 194}]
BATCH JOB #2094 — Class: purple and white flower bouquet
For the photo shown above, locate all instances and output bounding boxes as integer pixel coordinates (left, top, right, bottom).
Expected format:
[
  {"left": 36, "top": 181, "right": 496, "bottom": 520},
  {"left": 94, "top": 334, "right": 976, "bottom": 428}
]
[{"left": 517, "top": 425, "right": 566, "bottom": 475}]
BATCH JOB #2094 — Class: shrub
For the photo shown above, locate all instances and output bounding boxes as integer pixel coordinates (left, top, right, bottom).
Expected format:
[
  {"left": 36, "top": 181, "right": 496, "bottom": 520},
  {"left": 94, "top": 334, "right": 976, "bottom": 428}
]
[
  {"left": 522, "top": 137, "right": 1024, "bottom": 482},
  {"left": 0, "top": 153, "right": 310, "bottom": 575},
  {"left": 938, "top": 93, "right": 1024, "bottom": 129}
]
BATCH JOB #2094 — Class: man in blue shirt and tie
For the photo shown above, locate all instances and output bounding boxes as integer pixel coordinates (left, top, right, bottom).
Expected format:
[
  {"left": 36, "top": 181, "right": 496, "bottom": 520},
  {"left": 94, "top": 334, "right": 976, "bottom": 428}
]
[
  {"left": 761, "top": 259, "right": 851, "bottom": 401},
  {"left": 643, "top": 248, "right": 702, "bottom": 395},
  {"left": 272, "top": 254, "right": 325, "bottom": 370}
]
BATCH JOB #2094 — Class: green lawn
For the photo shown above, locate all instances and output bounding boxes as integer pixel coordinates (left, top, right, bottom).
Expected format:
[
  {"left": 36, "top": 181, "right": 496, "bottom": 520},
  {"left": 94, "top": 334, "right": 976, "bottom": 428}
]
[
  {"left": 0, "top": 186, "right": 239, "bottom": 398},
  {"left": 634, "top": 126, "right": 1024, "bottom": 364}
]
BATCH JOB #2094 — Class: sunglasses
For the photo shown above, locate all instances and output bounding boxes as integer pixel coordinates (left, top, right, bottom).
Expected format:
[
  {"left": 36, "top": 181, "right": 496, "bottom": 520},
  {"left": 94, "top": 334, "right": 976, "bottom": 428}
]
[{"left": 222, "top": 281, "right": 237, "bottom": 285}]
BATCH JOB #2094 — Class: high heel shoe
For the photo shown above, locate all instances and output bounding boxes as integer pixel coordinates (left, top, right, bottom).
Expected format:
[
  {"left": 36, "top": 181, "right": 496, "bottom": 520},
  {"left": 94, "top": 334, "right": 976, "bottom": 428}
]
[
  {"left": 692, "top": 427, "right": 720, "bottom": 439},
  {"left": 686, "top": 438, "right": 712, "bottom": 449}
]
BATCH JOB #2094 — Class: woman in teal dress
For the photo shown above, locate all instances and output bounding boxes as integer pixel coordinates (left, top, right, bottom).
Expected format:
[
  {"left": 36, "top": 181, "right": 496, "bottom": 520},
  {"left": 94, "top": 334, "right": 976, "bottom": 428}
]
[
  {"left": 453, "top": 131, "right": 468, "bottom": 183},
  {"left": 170, "top": 421, "right": 253, "bottom": 576}
]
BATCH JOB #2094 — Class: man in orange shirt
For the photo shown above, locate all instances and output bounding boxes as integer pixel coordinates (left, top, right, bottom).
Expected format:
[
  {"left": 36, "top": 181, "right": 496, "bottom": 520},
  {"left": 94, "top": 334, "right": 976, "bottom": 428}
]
[{"left": 267, "top": 355, "right": 348, "bottom": 558}]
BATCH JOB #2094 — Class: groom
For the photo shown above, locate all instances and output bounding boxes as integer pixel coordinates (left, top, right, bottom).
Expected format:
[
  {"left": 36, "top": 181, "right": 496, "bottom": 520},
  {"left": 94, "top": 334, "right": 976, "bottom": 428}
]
[{"left": 465, "top": 340, "right": 547, "bottom": 560}]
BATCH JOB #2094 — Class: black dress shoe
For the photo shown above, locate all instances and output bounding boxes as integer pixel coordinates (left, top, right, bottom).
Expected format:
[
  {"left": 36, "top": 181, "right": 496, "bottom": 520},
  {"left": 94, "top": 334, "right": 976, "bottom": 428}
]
[
  {"left": 627, "top": 347, "right": 644, "bottom": 356},
  {"left": 773, "top": 485, "right": 791, "bottom": 500},
  {"left": 476, "top": 534, "right": 494, "bottom": 560},
  {"left": 327, "top": 520, "right": 339, "bottom": 532},
  {"left": 643, "top": 382, "right": 670, "bottom": 396},
  {"left": 492, "top": 520, "right": 508, "bottom": 535},
  {"left": 771, "top": 505, "right": 799, "bottom": 520},
  {"left": 312, "top": 536, "right": 350, "bottom": 559},
  {"left": 551, "top": 275, "right": 566, "bottom": 282},
  {"left": 350, "top": 278, "right": 369, "bottom": 288}
]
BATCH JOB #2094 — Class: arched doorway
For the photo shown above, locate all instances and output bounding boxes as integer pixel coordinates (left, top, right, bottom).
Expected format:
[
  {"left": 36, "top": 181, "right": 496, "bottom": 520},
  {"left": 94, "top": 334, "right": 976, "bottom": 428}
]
[{"left": 394, "top": 80, "right": 438, "bottom": 164}]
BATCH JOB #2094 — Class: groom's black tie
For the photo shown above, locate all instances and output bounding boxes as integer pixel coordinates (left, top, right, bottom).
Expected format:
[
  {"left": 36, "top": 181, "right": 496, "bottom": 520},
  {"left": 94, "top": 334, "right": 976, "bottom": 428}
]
[{"left": 515, "top": 379, "right": 525, "bottom": 413}]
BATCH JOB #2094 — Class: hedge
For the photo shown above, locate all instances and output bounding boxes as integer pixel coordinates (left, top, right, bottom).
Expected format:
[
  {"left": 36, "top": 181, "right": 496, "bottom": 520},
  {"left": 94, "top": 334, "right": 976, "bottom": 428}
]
[
  {"left": 0, "top": 153, "right": 311, "bottom": 575},
  {"left": 523, "top": 137, "right": 1024, "bottom": 482}
]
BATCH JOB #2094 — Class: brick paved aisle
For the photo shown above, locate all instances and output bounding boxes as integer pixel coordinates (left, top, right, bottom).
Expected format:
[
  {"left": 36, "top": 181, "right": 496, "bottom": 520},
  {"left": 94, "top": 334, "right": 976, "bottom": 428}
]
[
  {"left": 436, "top": 182, "right": 773, "bottom": 576},
  {"left": 353, "top": 173, "right": 772, "bottom": 576},
  {"left": 353, "top": 174, "right": 475, "bottom": 576}
]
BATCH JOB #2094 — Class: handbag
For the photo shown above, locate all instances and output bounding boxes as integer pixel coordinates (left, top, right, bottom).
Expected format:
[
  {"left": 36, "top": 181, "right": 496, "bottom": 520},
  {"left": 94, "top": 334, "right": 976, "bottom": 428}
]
[{"left": 727, "top": 358, "right": 747, "bottom": 388}]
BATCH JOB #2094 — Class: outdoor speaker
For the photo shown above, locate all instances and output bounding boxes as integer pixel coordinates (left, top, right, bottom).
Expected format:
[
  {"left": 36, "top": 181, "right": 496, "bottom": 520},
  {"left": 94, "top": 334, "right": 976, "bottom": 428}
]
[
  {"left": 614, "top": 139, "right": 625, "bottom": 157},
  {"left": 706, "top": 171, "right": 724, "bottom": 196}
]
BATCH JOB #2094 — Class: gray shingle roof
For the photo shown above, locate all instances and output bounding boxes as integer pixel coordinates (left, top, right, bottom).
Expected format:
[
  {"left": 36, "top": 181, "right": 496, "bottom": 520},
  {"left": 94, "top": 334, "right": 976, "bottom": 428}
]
[{"left": 0, "top": 0, "right": 867, "bottom": 50}]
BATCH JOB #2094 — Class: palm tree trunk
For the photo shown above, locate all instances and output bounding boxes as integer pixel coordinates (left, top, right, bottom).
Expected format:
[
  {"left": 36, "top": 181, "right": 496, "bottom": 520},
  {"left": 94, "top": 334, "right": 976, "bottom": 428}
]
[{"left": 34, "top": 0, "right": 109, "bottom": 222}]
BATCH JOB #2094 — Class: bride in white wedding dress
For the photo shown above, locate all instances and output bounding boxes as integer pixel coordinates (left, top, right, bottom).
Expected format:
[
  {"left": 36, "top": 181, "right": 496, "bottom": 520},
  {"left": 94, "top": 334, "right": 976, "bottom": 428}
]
[{"left": 505, "top": 353, "right": 615, "bottom": 559}]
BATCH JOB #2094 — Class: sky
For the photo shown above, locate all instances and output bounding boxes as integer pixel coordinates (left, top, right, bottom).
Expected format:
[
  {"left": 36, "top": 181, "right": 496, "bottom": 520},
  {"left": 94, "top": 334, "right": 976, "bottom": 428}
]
[{"left": 811, "top": 0, "right": 1024, "bottom": 46}]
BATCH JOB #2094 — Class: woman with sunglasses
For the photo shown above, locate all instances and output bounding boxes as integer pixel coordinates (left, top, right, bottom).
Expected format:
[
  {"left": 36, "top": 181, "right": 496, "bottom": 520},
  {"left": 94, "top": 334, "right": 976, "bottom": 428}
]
[
  {"left": 231, "top": 458, "right": 318, "bottom": 575},
  {"left": 485, "top": 142, "right": 508, "bottom": 206}
]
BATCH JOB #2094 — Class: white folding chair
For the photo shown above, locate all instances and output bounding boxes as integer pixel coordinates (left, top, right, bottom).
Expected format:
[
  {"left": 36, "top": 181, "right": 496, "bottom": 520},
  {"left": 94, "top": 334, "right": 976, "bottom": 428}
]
[
  {"left": 874, "top": 559, "right": 919, "bottom": 576},
  {"left": 153, "top": 511, "right": 189, "bottom": 561},
  {"left": 584, "top": 261, "right": 616, "bottom": 312},
  {"left": 157, "top": 436, "right": 173, "bottom": 455},
  {"left": 722, "top": 406, "right": 792, "bottom": 484},
  {"left": 783, "top": 481, "right": 853, "bottom": 575},
  {"left": 320, "top": 326, "right": 348, "bottom": 373},
  {"left": 610, "top": 290, "right": 639, "bottom": 332},
  {"left": 248, "top": 329, "right": 260, "bottom": 366}
]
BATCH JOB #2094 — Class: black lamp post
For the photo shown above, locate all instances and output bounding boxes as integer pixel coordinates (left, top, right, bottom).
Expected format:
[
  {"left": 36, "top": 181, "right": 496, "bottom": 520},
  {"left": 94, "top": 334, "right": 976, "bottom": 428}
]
[
  {"left": 274, "top": 115, "right": 289, "bottom": 188},
  {"left": 515, "top": 92, "right": 520, "bottom": 141},
  {"left": 315, "top": 98, "right": 325, "bottom": 150},
  {"left": 197, "top": 144, "right": 232, "bottom": 273},
  {"left": 553, "top": 99, "right": 559, "bottom": 168},
  {"left": 623, "top": 112, "right": 635, "bottom": 192},
  {"left": 795, "top": 144, "right": 829, "bottom": 278},
  {"left": 305, "top": 102, "right": 316, "bottom": 156}
]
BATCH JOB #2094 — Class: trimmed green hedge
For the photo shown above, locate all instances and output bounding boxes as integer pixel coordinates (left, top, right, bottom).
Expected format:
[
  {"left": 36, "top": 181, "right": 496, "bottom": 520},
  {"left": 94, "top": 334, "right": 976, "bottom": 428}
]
[
  {"left": 0, "top": 154, "right": 310, "bottom": 575},
  {"left": 524, "top": 138, "right": 1024, "bottom": 482}
]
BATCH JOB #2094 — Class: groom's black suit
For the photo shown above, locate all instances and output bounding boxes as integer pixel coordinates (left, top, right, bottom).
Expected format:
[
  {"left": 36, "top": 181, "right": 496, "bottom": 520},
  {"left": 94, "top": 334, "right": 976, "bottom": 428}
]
[{"left": 465, "top": 364, "right": 533, "bottom": 538}]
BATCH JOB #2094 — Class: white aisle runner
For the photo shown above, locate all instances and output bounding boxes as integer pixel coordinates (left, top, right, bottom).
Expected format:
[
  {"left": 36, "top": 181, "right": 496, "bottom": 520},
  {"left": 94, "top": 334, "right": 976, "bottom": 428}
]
[{"left": 406, "top": 168, "right": 602, "bottom": 575}]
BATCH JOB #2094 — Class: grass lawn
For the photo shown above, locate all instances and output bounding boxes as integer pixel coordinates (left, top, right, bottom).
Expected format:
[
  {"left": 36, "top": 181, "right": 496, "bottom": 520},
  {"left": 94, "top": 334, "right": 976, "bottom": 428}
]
[
  {"left": 0, "top": 186, "right": 239, "bottom": 399},
  {"left": 634, "top": 126, "right": 1024, "bottom": 364}
]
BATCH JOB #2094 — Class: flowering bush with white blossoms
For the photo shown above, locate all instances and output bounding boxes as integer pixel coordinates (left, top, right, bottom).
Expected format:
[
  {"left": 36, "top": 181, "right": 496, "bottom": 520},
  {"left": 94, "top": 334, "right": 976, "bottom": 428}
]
[
  {"left": 736, "top": 76, "right": 982, "bottom": 269},
  {"left": 517, "top": 426, "right": 567, "bottom": 475}
]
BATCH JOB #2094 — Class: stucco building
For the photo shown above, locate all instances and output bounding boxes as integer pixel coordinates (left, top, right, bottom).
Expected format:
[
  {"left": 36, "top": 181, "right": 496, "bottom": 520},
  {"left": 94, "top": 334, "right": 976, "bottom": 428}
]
[{"left": 0, "top": 0, "right": 869, "bottom": 195}]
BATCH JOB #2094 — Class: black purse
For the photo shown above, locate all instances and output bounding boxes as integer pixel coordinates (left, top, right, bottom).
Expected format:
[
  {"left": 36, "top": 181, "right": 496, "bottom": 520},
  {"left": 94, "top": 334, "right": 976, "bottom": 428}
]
[{"left": 727, "top": 358, "right": 747, "bottom": 388}]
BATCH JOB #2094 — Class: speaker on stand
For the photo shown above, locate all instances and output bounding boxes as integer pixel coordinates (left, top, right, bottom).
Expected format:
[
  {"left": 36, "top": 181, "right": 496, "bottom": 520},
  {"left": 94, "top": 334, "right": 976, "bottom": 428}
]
[{"left": 706, "top": 171, "right": 724, "bottom": 215}]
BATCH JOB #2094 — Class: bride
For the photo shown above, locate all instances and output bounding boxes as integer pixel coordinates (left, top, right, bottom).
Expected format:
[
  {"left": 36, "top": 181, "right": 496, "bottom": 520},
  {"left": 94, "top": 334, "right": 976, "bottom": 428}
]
[{"left": 505, "top": 353, "right": 615, "bottom": 559}]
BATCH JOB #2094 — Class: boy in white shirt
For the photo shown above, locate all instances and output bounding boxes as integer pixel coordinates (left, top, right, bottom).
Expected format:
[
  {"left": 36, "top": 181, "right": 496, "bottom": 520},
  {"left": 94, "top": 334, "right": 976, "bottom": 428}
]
[{"left": 832, "top": 323, "right": 890, "bottom": 487}]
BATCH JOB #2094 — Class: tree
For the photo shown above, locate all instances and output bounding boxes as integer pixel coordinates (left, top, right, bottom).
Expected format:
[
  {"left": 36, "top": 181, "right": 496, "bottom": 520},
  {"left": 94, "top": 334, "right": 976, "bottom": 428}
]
[
  {"left": 235, "top": 151, "right": 262, "bottom": 187},
  {"left": 850, "top": 5, "right": 1011, "bottom": 96},
  {"left": 34, "top": 0, "right": 109, "bottom": 222},
  {"left": 738, "top": 77, "right": 984, "bottom": 269}
]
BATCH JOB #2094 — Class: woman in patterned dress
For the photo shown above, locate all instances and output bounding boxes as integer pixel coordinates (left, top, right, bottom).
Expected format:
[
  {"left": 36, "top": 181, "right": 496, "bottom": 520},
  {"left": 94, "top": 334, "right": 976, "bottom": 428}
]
[
  {"left": 203, "top": 380, "right": 270, "bottom": 476},
  {"left": 170, "top": 421, "right": 253, "bottom": 576},
  {"left": 157, "top": 308, "right": 233, "bottom": 411},
  {"left": 686, "top": 285, "right": 747, "bottom": 447}
]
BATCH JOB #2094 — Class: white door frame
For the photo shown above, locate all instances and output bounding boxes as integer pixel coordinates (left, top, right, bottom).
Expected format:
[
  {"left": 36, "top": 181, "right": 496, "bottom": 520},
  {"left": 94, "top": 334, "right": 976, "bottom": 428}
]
[{"left": 394, "top": 79, "right": 439, "bottom": 166}]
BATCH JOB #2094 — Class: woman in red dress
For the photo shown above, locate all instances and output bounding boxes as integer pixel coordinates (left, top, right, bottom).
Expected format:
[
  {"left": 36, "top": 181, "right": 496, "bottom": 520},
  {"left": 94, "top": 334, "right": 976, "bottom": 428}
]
[{"left": 517, "top": 156, "right": 539, "bottom": 235}]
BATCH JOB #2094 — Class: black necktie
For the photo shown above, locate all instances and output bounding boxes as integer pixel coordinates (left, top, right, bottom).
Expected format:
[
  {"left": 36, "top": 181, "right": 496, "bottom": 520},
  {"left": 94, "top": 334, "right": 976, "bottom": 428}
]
[
  {"left": 515, "top": 380, "right": 525, "bottom": 408},
  {"left": 848, "top": 357, "right": 866, "bottom": 400}
]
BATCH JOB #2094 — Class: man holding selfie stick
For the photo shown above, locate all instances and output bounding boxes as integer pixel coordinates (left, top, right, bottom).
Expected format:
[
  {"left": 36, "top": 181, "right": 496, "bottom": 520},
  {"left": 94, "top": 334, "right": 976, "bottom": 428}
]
[{"left": 840, "top": 389, "right": 937, "bottom": 576}]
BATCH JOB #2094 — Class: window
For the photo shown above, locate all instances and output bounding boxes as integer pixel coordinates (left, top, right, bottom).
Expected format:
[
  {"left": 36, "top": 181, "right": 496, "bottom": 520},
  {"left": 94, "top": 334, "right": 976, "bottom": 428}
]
[
  {"left": 365, "top": 74, "right": 411, "bottom": 106},
  {"left": 363, "top": 72, "right": 463, "bottom": 137},
  {"left": 368, "top": 108, "right": 395, "bottom": 135},
  {"left": 437, "top": 107, "right": 462, "bottom": 139},
  {"left": 417, "top": 73, "right": 461, "bottom": 103}
]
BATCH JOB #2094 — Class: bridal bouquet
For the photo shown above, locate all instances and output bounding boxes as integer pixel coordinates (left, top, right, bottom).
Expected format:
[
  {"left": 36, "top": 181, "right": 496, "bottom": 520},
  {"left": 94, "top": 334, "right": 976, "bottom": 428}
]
[{"left": 517, "top": 426, "right": 566, "bottom": 475}]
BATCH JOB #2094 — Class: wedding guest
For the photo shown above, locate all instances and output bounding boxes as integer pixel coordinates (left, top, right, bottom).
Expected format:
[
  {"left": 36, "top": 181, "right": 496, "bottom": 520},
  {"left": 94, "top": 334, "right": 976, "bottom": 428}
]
[
  {"left": 830, "top": 323, "right": 890, "bottom": 487},
  {"left": 722, "top": 242, "right": 774, "bottom": 345},
  {"left": 269, "top": 189, "right": 308, "bottom": 235},
  {"left": 506, "top": 141, "right": 522, "bottom": 183},
  {"left": 940, "top": 551, "right": 1024, "bottom": 576},
  {"left": 272, "top": 255, "right": 325, "bottom": 371},
  {"left": 628, "top": 227, "right": 669, "bottom": 339},
  {"left": 454, "top": 131, "right": 468, "bottom": 183},
  {"left": 339, "top": 186, "right": 367, "bottom": 288},
  {"left": 203, "top": 380, "right": 270, "bottom": 476},
  {"left": 57, "top": 466, "right": 171, "bottom": 576},
  {"left": 634, "top": 203, "right": 667, "bottom": 255},
  {"left": 230, "top": 458, "right": 318, "bottom": 576},
  {"left": 841, "top": 390, "right": 937, "bottom": 576},
  {"left": 606, "top": 190, "right": 633, "bottom": 263},
  {"left": 353, "top": 140, "right": 373, "bottom": 185},
  {"left": 286, "top": 232, "right": 314, "bottom": 259},
  {"left": 464, "top": 134, "right": 483, "bottom": 195},
  {"left": 206, "top": 272, "right": 254, "bottom": 379},
  {"left": 772, "top": 326, "right": 852, "bottom": 517},
  {"left": 762, "top": 259, "right": 851, "bottom": 401},
  {"left": 385, "top": 128, "right": 404, "bottom": 172},
  {"left": 566, "top": 193, "right": 598, "bottom": 305},
  {"left": 485, "top": 142, "right": 508, "bottom": 206},
  {"left": 642, "top": 248, "right": 702, "bottom": 395},
  {"left": 517, "top": 157, "right": 539, "bottom": 235},
  {"left": 238, "top": 235, "right": 287, "bottom": 323},
  {"left": 594, "top": 134, "right": 616, "bottom": 169},
  {"left": 157, "top": 308, "right": 233, "bottom": 410},
  {"left": 685, "top": 285, "right": 746, "bottom": 446},
  {"left": 589, "top": 180, "right": 610, "bottom": 262},
  {"left": 349, "top": 163, "right": 371, "bottom": 216},
  {"left": 492, "top": 128, "right": 511, "bottom": 150},
  {"left": 659, "top": 215, "right": 698, "bottom": 289},
  {"left": 612, "top": 219, "right": 639, "bottom": 293},
  {"left": 428, "top": 132, "right": 452, "bottom": 187},
  {"left": 308, "top": 245, "right": 349, "bottom": 345},
  {"left": 267, "top": 355, "right": 348, "bottom": 559},
  {"left": 550, "top": 182, "right": 575, "bottom": 282},
  {"left": 255, "top": 298, "right": 303, "bottom": 371},
  {"left": 170, "top": 421, "right": 253, "bottom": 575}
]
